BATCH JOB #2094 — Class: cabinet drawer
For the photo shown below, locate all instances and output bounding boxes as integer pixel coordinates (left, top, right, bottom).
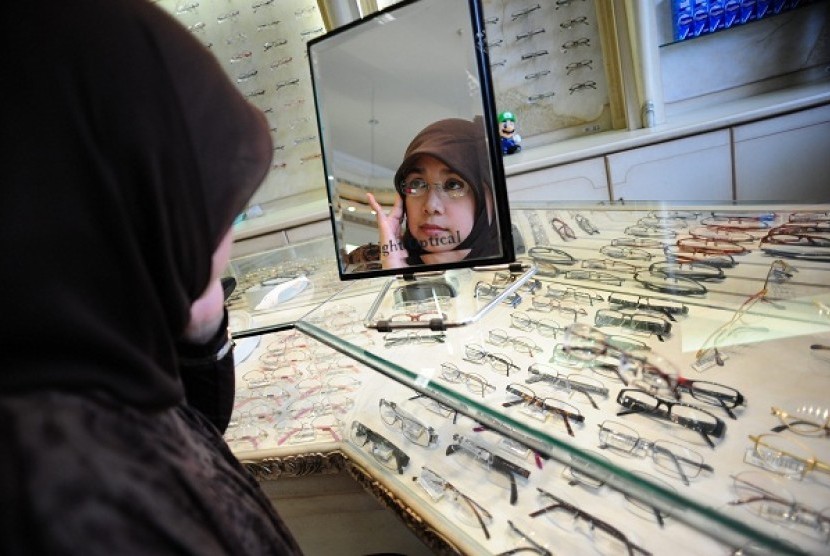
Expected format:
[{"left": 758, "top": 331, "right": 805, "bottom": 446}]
[
  {"left": 506, "top": 158, "right": 609, "bottom": 202},
  {"left": 607, "top": 131, "right": 732, "bottom": 201},
  {"left": 734, "top": 104, "right": 830, "bottom": 202}
]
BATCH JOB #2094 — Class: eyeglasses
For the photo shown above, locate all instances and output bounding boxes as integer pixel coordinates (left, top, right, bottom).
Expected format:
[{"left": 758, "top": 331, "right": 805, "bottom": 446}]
[
  {"left": 563, "top": 325, "right": 678, "bottom": 392},
  {"left": 689, "top": 226, "right": 755, "bottom": 243},
  {"left": 350, "top": 420, "right": 410, "bottom": 474},
  {"left": 599, "top": 245, "right": 653, "bottom": 261},
  {"left": 464, "top": 344, "right": 520, "bottom": 376},
  {"left": 387, "top": 310, "right": 447, "bottom": 323},
  {"left": 674, "top": 378, "right": 745, "bottom": 419},
  {"left": 616, "top": 389, "right": 726, "bottom": 448},
  {"left": 594, "top": 308, "right": 672, "bottom": 340},
  {"left": 581, "top": 258, "right": 641, "bottom": 274},
  {"left": 527, "top": 245, "right": 576, "bottom": 266},
  {"left": 745, "top": 433, "right": 830, "bottom": 479},
  {"left": 633, "top": 271, "right": 708, "bottom": 296},
  {"left": 550, "top": 217, "right": 576, "bottom": 241},
  {"left": 695, "top": 260, "right": 795, "bottom": 368},
  {"left": 625, "top": 225, "right": 677, "bottom": 239},
  {"left": 510, "top": 311, "right": 562, "bottom": 337},
  {"left": 440, "top": 362, "right": 496, "bottom": 397},
  {"left": 527, "top": 362, "right": 609, "bottom": 409},
  {"left": 562, "top": 269, "right": 624, "bottom": 286},
  {"left": 493, "top": 272, "right": 542, "bottom": 294},
  {"left": 383, "top": 330, "right": 446, "bottom": 347},
  {"left": 446, "top": 434, "right": 531, "bottom": 505},
  {"left": 771, "top": 405, "right": 830, "bottom": 437},
  {"left": 608, "top": 292, "right": 688, "bottom": 321},
  {"left": 378, "top": 399, "right": 438, "bottom": 447},
  {"left": 612, "top": 237, "right": 666, "bottom": 249},
  {"left": 276, "top": 419, "right": 342, "bottom": 446},
  {"left": 529, "top": 296, "right": 588, "bottom": 321},
  {"left": 700, "top": 214, "right": 774, "bottom": 230},
  {"left": 647, "top": 261, "right": 725, "bottom": 282},
  {"left": 676, "top": 237, "right": 749, "bottom": 255},
  {"left": 663, "top": 244, "right": 737, "bottom": 268},
  {"left": 408, "top": 393, "right": 458, "bottom": 424},
  {"left": 396, "top": 177, "right": 470, "bottom": 198},
  {"left": 598, "top": 420, "right": 714, "bottom": 486},
  {"left": 413, "top": 467, "right": 493, "bottom": 540},
  {"left": 503, "top": 383, "right": 585, "bottom": 436},
  {"left": 574, "top": 213, "right": 599, "bottom": 234},
  {"left": 544, "top": 285, "right": 605, "bottom": 306},
  {"left": 530, "top": 488, "right": 653, "bottom": 556},
  {"left": 475, "top": 281, "right": 523, "bottom": 308},
  {"left": 729, "top": 471, "right": 830, "bottom": 543},
  {"left": 487, "top": 328, "right": 542, "bottom": 355}
]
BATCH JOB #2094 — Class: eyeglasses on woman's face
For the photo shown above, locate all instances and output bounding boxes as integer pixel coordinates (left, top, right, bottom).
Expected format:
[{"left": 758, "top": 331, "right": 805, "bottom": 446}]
[{"left": 398, "top": 176, "right": 470, "bottom": 199}]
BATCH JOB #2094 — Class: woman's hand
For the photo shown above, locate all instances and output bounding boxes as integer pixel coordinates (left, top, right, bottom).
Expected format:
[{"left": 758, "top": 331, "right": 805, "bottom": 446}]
[
  {"left": 182, "top": 230, "right": 233, "bottom": 344},
  {"left": 366, "top": 192, "right": 409, "bottom": 269}
]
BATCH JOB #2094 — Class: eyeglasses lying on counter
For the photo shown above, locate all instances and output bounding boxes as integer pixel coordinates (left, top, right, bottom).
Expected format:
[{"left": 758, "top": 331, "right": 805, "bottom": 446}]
[
  {"left": 529, "top": 295, "right": 588, "bottom": 321},
  {"left": 526, "top": 362, "right": 609, "bottom": 409},
  {"left": 581, "top": 258, "right": 641, "bottom": 274},
  {"left": 729, "top": 471, "right": 830, "bottom": 543},
  {"left": 440, "top": 362, "right": 497, "bottom": 397},
  {"left": 464, "top": 344, "right": 520, "bottom": 376},
  {"left": 383, "top": 330, "right": 446, "bottom": 347},
  {"left": 662, "top": 244, "right": 737, "bottom": 268},
  {"left": 474, "top": 281, "right": 523, "bottom": 308},
  {"left": 487, "top": 328, "right": 543, "bottom": 355},
  {"left": 550, "top": 217, "right": 577, "bottom": 241},
  {"left": 413, "top": 466, "right": 493, "bottom": 540},
  {"left": 616, "top": 389, "right": 726, "bottom": 448},
  {"left": 574, "top": 213, "right": 599, "bottom": 235},
  {"left": 350, "top": 420, "right": 410, "bottom": 474},
  {"left": 608, "top": 293, "right": 688, "bottom": 321},
  {"left": 745, "top": 433, "right": 830, "bottom": 479},
  {"left": 675, "top": 237, "right": 750, "bottom": 256},
  {"left": 561, "top": 451, "right": 677, "bottom": 527},
  {"left": 611, "top": 237, "right": 667, "bottom": 250},
  {"left": 624, "top": 225, "right": 678, "bottom": 239},
  {"left": 674, "top": 379, "right": 745, "bottom": 420},
  {"left": 502, "top": 383, "right": 585, "bottom": 436},
  {"left": 633, "top": 270, "right": 708, "bottom": 296},
  {"left": 689, "top": 226, "right": 755, "bottom": 243},
  {"left": 530, "top": 488, "right": 653, "bottom": 556},
  {"left": 700, "top": 213, "right": 774, "bottom": 230},
  {"left": 598, "top": 420, "right": 714, "bottom": 486},
  {"left": 528, "top": 245, "right": 577, "bottom": 266},
  {"left": 510, "top": 311, "right": 562, "bottom": 337},
  {"left": 561, "top": 269, "right": 624, "bottom": 286},
  {"left": 770, "top": 405, "right": 830, "bottom": 437},
  {"left": 446, "top": 434, "right": 531, "bottom": 505},
  {"left": 544, "top": 285, "right": 606, "bottom": 306},
  {"left": 378, "top": 399, "right": 438, "bottom": 447},
  {"left": 599, "top": 245, "right": 653, "bottom": 261},
  {"left": 594, "top": 308, "right": 672, "bottom": 340},
  {"left": 647, "top": 261, "right": 725, "bottom": 282}
]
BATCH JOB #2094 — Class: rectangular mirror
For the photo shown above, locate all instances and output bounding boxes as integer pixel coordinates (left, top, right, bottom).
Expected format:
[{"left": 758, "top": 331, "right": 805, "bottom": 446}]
[{"left": 308, "top": 0, "right": 515, "bottom": 280}]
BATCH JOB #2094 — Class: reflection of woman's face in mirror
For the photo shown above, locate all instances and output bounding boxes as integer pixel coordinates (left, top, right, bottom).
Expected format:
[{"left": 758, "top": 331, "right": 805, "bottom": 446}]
[{"left": 401, "top": 154, "right": 476, "bottom": 261}]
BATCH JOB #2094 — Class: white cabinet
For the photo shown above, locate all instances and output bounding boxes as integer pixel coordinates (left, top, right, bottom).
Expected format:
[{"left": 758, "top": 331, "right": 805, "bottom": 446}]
[
  {"left": 506, "top": 158, "right": 609, "bottom": 202},
  {"left": 606, "top": 130, "right": 733, "bottom": 201},
  {"left": 733, "top": 104, "right": 830, "bottom": 202}
]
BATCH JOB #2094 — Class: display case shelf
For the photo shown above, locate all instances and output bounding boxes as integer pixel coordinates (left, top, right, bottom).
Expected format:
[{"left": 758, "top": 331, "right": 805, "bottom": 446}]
[{"left": 229, "top": 202, "right": 830, "bottom": 555}]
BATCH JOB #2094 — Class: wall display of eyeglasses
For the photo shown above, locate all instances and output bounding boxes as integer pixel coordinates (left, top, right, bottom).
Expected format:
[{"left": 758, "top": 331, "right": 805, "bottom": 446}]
[
  {"left": 226, "top": 203, "right": 827, "bottom": 555},
  {"left": 155, "top": 0, "right": 326, "bottom": 207},
  {"left": 481, "top": 0, "right": 625, "bottom": 143}
]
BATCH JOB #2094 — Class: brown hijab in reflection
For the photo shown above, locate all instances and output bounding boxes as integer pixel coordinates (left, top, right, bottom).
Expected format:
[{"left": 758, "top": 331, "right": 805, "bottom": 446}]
[
  {"left": 0, "top": 0, "right": 272, "bottom": 408},
  {"left": 394, "top": 117, "right": 499, "bottom": 265}
]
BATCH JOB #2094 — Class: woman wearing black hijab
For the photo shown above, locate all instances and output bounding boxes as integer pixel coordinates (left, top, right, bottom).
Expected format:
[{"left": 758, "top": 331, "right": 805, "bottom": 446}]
[
  {"left": 367, "top": 117, "right": 500, "bottom": 269},
  {"left": 0, "top": 1, "right": 301, "bottom": 554}
]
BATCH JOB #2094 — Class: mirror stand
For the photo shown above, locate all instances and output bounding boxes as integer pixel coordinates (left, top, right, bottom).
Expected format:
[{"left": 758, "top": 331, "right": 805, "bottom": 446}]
[{"left": 364, "top": 263, "right": 537, "bottom": 332}]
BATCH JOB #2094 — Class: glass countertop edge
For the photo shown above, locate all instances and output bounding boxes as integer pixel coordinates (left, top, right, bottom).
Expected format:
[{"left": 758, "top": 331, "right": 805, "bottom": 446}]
[{"left": 293, "top": 320, "right": 806, "bottom": 555}]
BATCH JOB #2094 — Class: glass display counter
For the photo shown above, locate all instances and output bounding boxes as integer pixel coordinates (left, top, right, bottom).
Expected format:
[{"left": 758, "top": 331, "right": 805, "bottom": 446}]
[{"left": 229, "top": 202, "right": 830, "bottom": 555}]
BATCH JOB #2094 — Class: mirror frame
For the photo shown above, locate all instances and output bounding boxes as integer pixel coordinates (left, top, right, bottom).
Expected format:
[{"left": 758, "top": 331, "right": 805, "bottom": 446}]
[{"left": 307, "top": 0, "right": 515, "bottom": 281}]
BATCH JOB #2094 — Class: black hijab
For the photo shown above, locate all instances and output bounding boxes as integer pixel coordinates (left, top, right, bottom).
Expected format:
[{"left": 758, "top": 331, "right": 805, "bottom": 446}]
[
  {"left": 393, "top": 117, "right": 499, "bottom": 265},
  {"left": 0, "top": 0, "right": 272, "bottom": 408}
]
